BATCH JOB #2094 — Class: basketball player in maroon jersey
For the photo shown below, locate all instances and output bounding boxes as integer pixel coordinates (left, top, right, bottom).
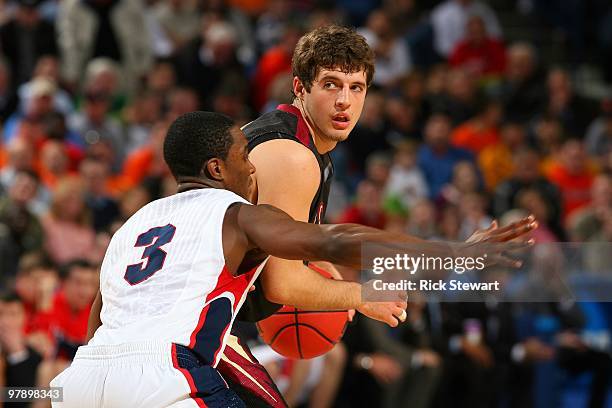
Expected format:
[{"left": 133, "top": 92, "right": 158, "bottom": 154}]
[{"left": 221, "top": 25, "right": 538, "bottom": 407}]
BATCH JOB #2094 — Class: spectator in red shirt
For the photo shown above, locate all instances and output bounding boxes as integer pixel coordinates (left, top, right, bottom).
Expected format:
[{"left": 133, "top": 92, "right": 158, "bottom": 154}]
[
  {"left": 337, "top": 180, "right": 387, "bottom": 229},
  {"left": 546, "top": 138, "right": 597, "bottom": 222},
  {"left": 13, "top": 252, "right": 58, "bottom": 359},
  {"left": 50, "top": 259, "right": 98, "bottom": 363},
  {"left": 449, "top": 15, "right": 506, "bottom": 80}
]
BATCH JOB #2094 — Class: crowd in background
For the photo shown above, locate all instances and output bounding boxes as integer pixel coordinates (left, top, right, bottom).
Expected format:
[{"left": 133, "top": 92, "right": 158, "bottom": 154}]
[{"left": 0, "top": 0, "right": 611, "bottom": 407}]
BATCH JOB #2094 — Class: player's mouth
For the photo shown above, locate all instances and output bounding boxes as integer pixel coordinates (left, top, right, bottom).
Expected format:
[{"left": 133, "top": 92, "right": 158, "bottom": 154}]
[{"left": 331, "top": 113, "right": 351, "bottom": 130}]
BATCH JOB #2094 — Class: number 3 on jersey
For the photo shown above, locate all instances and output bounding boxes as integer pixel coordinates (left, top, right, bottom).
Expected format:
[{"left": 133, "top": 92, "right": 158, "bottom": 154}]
[{"left": 124, "top": 224, "right": 176, "bottom": 285}]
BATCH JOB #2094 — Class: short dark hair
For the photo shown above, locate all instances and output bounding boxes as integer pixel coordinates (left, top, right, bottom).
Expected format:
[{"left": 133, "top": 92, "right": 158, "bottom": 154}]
[
  {"left": 292, "top": 25, "right": 375, "bottom": 93},
  {"left": 0, "top": 290, "right": 23, "bottom": 304},
  {"left": 60, "top": 259, "right": 97, "bottom": 280},
  {"left": 163, "top": 111, "right": 235, "bottom": 180}
]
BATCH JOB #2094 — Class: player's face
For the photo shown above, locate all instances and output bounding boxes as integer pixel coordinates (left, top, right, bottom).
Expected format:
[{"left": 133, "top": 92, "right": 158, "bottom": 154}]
[
  {"left": 223, "top": 127, "right": 256, "bottom": 200},
  {"left": 298, "top": 68, "right": 367, "bottom": 146}
]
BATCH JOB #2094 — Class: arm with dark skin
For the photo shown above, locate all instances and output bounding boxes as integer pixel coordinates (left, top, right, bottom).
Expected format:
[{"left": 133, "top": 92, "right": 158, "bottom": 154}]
[
  {"left": 223, "top": 202, "right": 536, "bottom": 322},
  {"left": 86, "top": 200, "right": 535, "bottom": 338},
  {"left": 86, "top": 291, "right": 102, "bottom": 342}
]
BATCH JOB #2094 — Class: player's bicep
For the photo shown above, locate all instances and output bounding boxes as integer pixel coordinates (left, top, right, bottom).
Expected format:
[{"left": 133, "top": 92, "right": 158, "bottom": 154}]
[
  {"left": 237, "top": 204, "right": 328, "bottom": 262},
  {"left": 249, "top": 140, "right": 320, "bottom": 222}
]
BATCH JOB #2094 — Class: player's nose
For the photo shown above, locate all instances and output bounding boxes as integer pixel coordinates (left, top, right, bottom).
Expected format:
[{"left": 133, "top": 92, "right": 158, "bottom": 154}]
[{"left": 336, "top": 85, "right": 351, "bottom": 109}]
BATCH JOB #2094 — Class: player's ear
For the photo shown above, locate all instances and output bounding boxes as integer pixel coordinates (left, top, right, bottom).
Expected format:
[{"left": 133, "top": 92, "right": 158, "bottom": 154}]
[
  {"left": 203, "top": 158, "right": 223, "bottom": 181},
  {"left": 293, "top": 76, "right": 305, "bottom": 99}
]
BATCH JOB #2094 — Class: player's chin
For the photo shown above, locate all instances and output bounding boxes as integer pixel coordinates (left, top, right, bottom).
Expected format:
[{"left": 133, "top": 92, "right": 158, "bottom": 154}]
[{"left": 327, "top": 128, "right": 351, "bottom": 142}]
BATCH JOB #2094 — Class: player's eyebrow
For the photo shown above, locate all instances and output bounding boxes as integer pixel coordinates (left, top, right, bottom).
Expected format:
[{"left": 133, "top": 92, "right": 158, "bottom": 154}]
[{"left": 318, "top": 74, "right": 366, "bottom": 88}]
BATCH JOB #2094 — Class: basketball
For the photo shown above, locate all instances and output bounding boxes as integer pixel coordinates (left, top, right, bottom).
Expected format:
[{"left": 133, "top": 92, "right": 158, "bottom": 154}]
[{"left": 256, "top": 264, "right": 350, "bottom": 359}]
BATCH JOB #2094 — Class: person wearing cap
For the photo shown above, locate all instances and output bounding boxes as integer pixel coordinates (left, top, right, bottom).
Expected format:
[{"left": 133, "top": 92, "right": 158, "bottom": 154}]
[
  {"left": 2, "top": 77, "right": 57, "bottom": 144},
  {"left": 0, "top": 0, "right": 57, "bottom": 86}
]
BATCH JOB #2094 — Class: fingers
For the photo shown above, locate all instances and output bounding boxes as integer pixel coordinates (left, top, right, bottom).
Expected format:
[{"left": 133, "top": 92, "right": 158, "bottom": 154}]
[{"left": 490, "top": 216, "right": 538, "bottom": 242}]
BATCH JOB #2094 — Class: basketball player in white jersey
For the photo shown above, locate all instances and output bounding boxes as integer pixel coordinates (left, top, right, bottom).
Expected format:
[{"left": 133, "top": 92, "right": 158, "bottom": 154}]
[{"left": 48, "top": 111, "right": 409, "bottom": 408}]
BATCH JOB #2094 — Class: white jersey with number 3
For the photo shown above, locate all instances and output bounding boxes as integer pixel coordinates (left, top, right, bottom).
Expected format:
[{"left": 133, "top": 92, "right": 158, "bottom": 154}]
[{"left": 89, "top": 188, "right": 262, "bottom": 367}]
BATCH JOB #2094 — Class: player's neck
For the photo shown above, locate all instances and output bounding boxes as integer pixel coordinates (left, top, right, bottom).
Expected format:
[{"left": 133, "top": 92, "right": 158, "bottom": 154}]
[
  {"left": 176, "top": 177, "right": 222, "bottom": 193},
  {"left": 292, "top": 100, "right": 337, "bottom": 154}
]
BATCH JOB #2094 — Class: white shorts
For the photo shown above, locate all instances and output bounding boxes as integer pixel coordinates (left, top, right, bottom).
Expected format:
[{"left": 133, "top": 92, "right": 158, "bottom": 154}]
[{"left": 50, "top": 341, "right": 244, "bottom": 408}]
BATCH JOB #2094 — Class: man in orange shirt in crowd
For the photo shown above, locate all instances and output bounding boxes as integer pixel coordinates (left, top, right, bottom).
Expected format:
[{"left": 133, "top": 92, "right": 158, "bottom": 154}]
[
  {"left": 451, "top": 98, "right": 502, "bottom": 154},
  {"left": 546, "top": 138, "right": 597, "bottom": 221},
  {"left": 478, "top": 120, "right": 526, "bottom": 191}
]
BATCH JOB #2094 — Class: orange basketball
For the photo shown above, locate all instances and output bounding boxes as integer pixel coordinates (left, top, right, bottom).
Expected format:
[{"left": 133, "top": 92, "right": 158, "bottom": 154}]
[{"left": 256, "top": 264, "right": 350, "bottom": 359}]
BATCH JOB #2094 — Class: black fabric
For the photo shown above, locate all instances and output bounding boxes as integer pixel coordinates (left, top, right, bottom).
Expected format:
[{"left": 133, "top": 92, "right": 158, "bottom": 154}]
[{"left": 237, "top": 107, "right": 334, "bottom": 322}]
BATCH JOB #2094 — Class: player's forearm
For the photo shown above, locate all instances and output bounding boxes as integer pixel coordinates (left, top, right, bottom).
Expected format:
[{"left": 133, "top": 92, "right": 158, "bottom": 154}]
[
  {"left": 261, "top": 259, "right": 362, "bottom": 310},
  {"left": 318, "top": 223, "right": 452, "bottom": 269}
]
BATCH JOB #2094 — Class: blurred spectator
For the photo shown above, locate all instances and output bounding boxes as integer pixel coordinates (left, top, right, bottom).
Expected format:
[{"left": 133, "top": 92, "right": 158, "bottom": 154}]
[
  {"left": 531, "top": 115, "right": 565, "bottom": 173},
  {"left": 436, "top": 68, "right": 479, "bottom": 125},
  {"left": 202, "top": 0, "right": 256, "bottom": 67},
  {"left": 398, "top": 71, "right": 431, "bottom": 132},
  {"left": 384, "top": 97, "right": 420, "bottom": 143},
  {"left": 545, "top": 138, "right": 597, "bottom": 222},
  {"left": 515, "top": 188, "right": 560, "bottom": 242},
  {"left": 358, "top": 9, "right": 412, "bottom": 87},
  {"left": 51, "top": 260, "right": 98, "bottom": 363},
  {"left": 112, "top": 122, "right": 170, "bottom": 193},
  {"left": 17, "top": 55, "right": 74, "bottom": 116},
  {"left": 251, "top": 23, "right": 300, "bottom": 112},
  {"left": 417, "top": 112, "right": 473, "bottom": 198},
  {"left": 0, "top": 170, "right": 44, "bottom": 280},
  {"left": 449, "top": 14, "right": 506, "bottom": 80},
  {"left": 81, "top": 58, "right": 125, "bottom": 114},
  {"left": 67, "top": 89, "right": 125, "bottom": 169},
  {"left": 439, "top": 160, "right": 481, "bottom": 207},
  {"left": 337, "top": 180, "right": 386, "bottom": 229},
  {"left": 493, "top": 147, "right": 563, "bottom": 236},
  {"left": 430, "top": 0, "right": 502, "bottom": 58},
  {"left": 254, "top": 0, "right": 292, "bottom": 52},
  {"left": 344, "top": 90, "right": 389, "bottom": 177},
  {"left": 450, "top": 98, "right": 502, "bottom": 154},
  {"left": 438, "top": 204, "right": 461, "bottom": 240},
  {"left": 0, "top": 57, "right": 19, "bottom": 123},
  {"left": 497, "top": 43, "right": 545, "bottom": 123},
  {"left": 166, "top": 87, "right": 200, "bottom": 123},
  {"left": 457, "top": 192, "right": 491, "bottom": 239},
  {"left": 41, "top": 177, "right": 101, "bottom": 264},
  {"left": 406, "top": 198, "right": 437, "bottom": 238},
  {"left": 57, "top": 0, "right": 152, "bottom": 94},
  {"left": 152, "top": 0, "right": 201, "bottom": 57},
  {"left": 541, "top": 67, "right": 597, "bottom": 136},
  {"left": 260, "top": 72, "right": 293, "bottom": 113},
  {"left": 0, "top": 137, "right": 35, "bottom": 190},
  {"left": 123, "top": 90, "right": 164, "bottom": 154},
  {"left": 79, "top": 156, "right": 118, "bottom": 232},
  {"left": 174, "top": 19, "right": 247, "bottom": 110},
  {"left": 38, "top": 139, "right": 73, "bottom": 189},
  {"left": 3, "top": 76, "right": 57, "bottom": 144},
  {"left": 0, "top": 291, "right": 44, "bottom": 407},
  {"left": 0, "top": 0, "right": 58, "bottom": 86},
  {"left": 568, "top": 172, "right": 612, "bottom": 242},
  {"left": 585, "top": 98, "right": 612, "bottom": 168},
  {"left": 385, "top": 140, "right": 428, "bottom": 210},
  {"left": 478, "top": 120, "right": 526, "bottom": 191},
  {"left": 146, "top": 60, "right": 177, "bottom": 96},
  {"left": 12, "top": 252, "right": 58, "bottom": 358}
]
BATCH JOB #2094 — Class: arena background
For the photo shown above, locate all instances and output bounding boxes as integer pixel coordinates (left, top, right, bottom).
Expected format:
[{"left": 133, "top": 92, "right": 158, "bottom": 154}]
[{"left": 0, "top": 0, "right": 611, "bottom": 406}]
